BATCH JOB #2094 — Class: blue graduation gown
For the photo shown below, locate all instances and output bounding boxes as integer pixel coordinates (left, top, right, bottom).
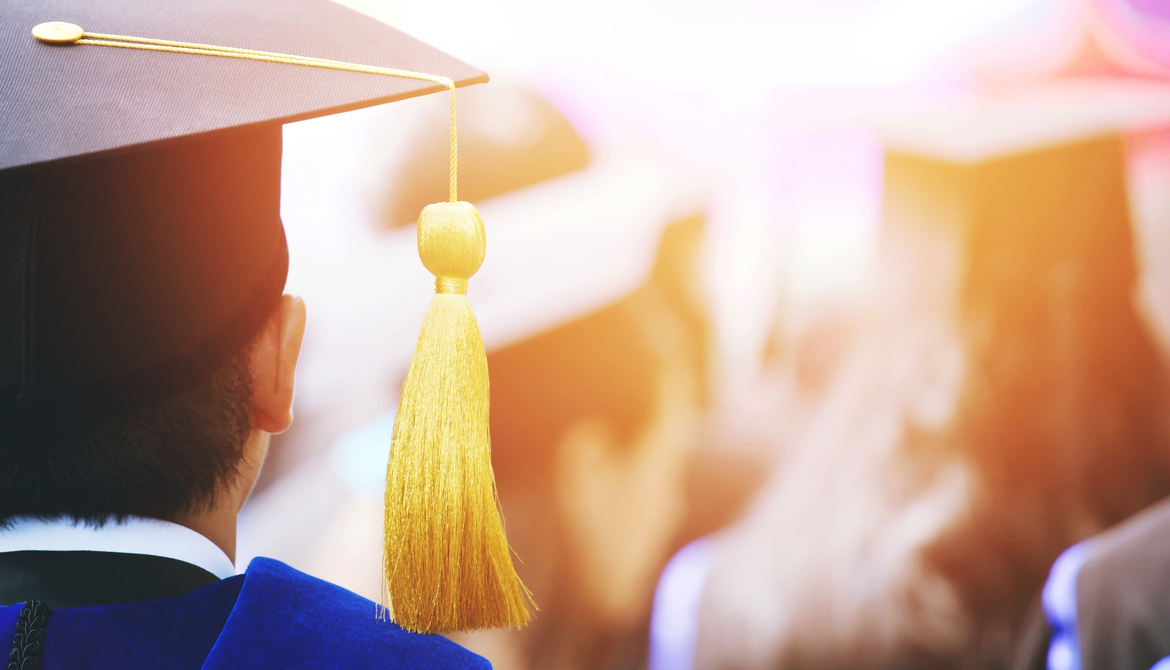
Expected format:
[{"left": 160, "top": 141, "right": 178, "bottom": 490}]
[{"left": 0, "top": 557, "right": 490, "bottom": 669}]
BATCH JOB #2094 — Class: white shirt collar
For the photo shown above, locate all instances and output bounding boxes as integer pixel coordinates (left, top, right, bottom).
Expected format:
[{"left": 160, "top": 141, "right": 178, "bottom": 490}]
[{"left": 0, "top": 516, "right": 237, "bottom": 580}]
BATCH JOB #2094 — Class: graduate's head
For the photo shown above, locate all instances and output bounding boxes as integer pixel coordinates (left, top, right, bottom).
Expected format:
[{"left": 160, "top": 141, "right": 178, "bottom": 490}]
[
  {"left": 0, "top": 2, "right": 485, "bottom": 526},
  {"left": 0, "top": 121, "right": 296, "bottom": 526}
]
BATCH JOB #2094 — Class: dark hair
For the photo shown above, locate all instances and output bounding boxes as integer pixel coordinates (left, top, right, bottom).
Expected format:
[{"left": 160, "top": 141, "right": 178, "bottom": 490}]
[
  {"left": 925, "top": 136, "right": 1170, "bottom": 664},
  {"left": 0, "top": 347, "right": 255, "bottom": 525}
]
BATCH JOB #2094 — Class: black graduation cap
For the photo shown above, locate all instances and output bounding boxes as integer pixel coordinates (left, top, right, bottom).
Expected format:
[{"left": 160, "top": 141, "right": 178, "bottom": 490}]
[{"left": 0, "top": 0, "right": 486, "bottom": 418}]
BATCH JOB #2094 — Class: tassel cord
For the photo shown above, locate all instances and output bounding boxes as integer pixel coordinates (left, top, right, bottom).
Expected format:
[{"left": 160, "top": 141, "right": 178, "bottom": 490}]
[{"left": 65, "top": 30, "right": 460, "bottom": 203}]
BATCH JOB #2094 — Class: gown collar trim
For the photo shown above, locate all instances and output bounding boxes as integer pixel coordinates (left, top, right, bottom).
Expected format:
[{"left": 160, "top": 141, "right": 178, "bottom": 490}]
[{"left": 0, "top": 515, "right": 236, "bottom": 580}]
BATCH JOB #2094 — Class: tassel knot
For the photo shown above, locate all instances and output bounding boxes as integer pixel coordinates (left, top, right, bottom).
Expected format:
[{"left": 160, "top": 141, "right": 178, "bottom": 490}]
[
  {"left": 435, "top": 277, "right": 468, "bottom": 295},
  {"left": 417, "top": 201, "right": 486, "bottom": 281}
]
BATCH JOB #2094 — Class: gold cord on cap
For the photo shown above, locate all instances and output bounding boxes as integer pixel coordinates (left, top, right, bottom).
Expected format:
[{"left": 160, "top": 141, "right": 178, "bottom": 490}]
[{"left": 32, "top": 23, "right": 459, "bottom": 203}]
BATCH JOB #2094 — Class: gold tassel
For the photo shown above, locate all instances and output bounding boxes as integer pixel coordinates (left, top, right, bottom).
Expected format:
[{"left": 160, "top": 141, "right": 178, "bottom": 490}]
[{"left": 384, "top": 201, "right": 533, "bottom": 633}]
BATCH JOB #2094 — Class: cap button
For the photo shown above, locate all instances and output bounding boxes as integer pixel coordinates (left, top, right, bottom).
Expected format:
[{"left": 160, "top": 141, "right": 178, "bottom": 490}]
[{"left": 32, "top": 22, "right": 84, "bottom": 44}]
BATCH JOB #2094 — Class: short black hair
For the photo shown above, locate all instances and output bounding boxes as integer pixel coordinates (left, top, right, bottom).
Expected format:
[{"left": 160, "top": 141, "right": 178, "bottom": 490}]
[{"left": 0, "top": 346, "right": 254, "bottom": 525}]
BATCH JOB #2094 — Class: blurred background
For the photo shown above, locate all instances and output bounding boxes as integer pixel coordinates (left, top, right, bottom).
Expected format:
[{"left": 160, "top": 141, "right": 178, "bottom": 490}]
[{"left": 236, "top": 0, "right": 1170, "bottom": 668}]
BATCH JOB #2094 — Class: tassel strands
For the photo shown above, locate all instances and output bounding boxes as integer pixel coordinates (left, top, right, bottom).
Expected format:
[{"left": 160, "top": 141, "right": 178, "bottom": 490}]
[{"left": 384, "top": 202, "right": 533, "bottom": 633}]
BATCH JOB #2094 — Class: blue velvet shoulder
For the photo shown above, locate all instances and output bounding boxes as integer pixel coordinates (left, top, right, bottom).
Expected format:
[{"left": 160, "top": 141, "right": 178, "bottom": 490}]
[{"left": 202, "top": 557, "right": 490, "bottom": 670}]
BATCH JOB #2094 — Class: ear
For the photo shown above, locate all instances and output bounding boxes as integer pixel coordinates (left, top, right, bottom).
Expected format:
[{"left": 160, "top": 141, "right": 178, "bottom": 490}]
[{"left": 250, "top": 294, "right": 307, "bottom": 434}]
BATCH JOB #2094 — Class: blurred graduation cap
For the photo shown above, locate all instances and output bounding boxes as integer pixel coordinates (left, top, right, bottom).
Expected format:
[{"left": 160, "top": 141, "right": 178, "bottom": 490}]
[
  {"left": 0, "top": 0, "right": 485, "bottom": 416},
  {"left": 283, "top": 143, "right": 706, "bottom": 445},
  {"left": 239, "top": 141, "right": 707, "bottom": 598},
  {"left": 858, "top": 79, "right": 1170, "bottom": 438},
  {"left": 863, "top": 79, "right": 1170, "bottom": 314}
]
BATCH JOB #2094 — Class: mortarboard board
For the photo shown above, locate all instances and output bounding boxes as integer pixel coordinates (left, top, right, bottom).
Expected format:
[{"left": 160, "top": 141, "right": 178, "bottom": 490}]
[
  {"left": 0, "top": 0, "right": 539, "bottom": 635},
  {"left": 871, "top": 79, "right": 1170, "bottom": 164}
]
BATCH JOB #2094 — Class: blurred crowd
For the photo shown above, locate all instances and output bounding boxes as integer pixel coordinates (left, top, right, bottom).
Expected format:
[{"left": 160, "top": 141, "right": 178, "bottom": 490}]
[{"left": 236, "top": 0, "right": 1170, "bottom": 668}]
